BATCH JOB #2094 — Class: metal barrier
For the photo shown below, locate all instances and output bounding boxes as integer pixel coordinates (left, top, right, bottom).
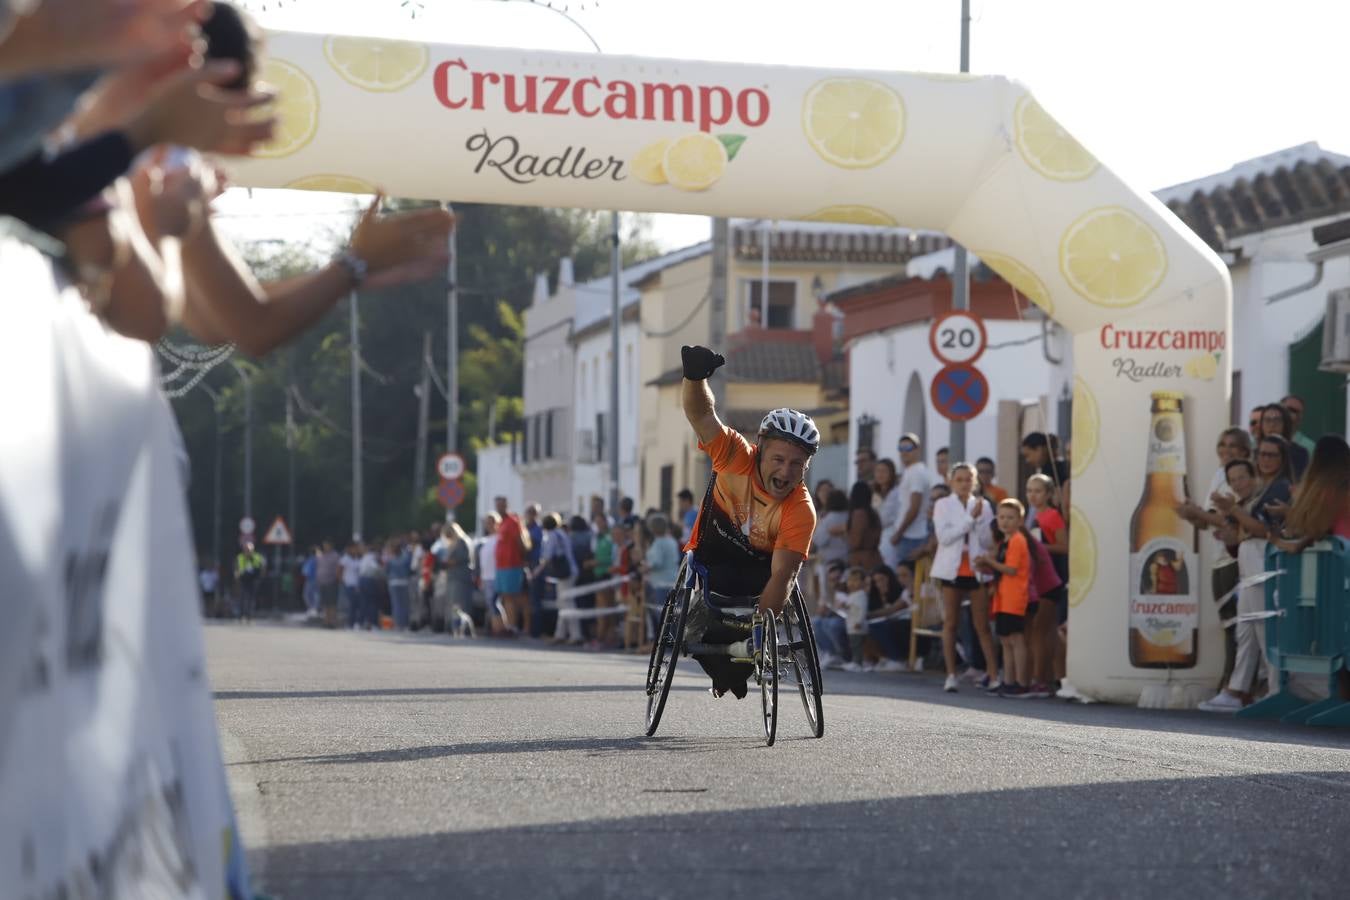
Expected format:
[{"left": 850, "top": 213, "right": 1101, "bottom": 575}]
[{"left": 1237, "top": 538, "right": 1350, "bottom": 727}]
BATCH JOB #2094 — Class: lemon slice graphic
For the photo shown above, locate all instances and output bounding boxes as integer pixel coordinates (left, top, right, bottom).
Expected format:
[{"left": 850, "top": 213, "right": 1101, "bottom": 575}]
[
  {"left": 977, "top": 251, "right": 1052, "bottom": 315},
  {"left": 1067, "top": 506, "right": 1096, "bottom": 608},
  {"left": 284, "top": 174, "right": 377, "bottom": 195},
  {"left": 323, "top": 37, "right": 429, "bottom": 92},
  {"left": 1071, "top": 377, "right": 1098, "bottom": 479},
  {"left": 662, "top": 133, "right": 727, "bottom": 192},
  {"left": 631, "top": 138, "right": 672, "bottom": 185},
  {"left": 802, "top": 78, "right": 904, "bottom": 169},
  {"left": 800, "top": 205, "right": 898, "bottom": 227},
  {"left": 1059, "top": 207, "right": 1167, "bottom": 308},
  {"left": 1014, "top": 96, "right": 1099, "bottom": 182},
  {"left": 254, "top": 59, "right": 319, "bottom": 159}
]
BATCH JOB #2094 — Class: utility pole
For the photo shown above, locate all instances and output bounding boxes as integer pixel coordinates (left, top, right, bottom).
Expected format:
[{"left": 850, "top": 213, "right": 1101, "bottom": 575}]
[
  {"left": 949, "top": 0, "right": 972, "bottom": 465},
  {"left": 608, "top": 211, "right": 622, "bottom": 514},
  {"left": 284, "top": 374, "right": 296, "bottom": 609},
  {"left": 706, "top": 217, "right": 729, "bottom": 486},
  {"left": 350, "top": 291, "right": 364, "bottom": 542},
  {"left": 203, "top": 383, "right": 223, "bottom": 606},
  {"left": 413, "top": 331, "right": 432, "bottom": 511},
  {"left": 759, "top": 219, "right": 770, "bottom": 327},
  {"left": 286, "top": 368, "right": 296, "bottom": 549},
  {"left": 445, "top": 202, "right": 458, "bottom": 525},
  {"left": 230, "top": 360, "right": 253, "bottom": 524}
]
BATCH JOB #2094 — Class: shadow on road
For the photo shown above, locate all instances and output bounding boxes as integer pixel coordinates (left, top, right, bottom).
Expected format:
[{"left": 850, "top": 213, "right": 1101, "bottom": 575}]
[
  {"left": 230, "top": 733, "right": 756, "bottom": 767},
  {"left": 214, "top": 683, "right": 704, "bottom": 701},
  {"left": 251, "top": 771, "right": 1350, "bottom": 900},
  {"left": 815, "top": 672, "right": 1350, "bottom": 751}
]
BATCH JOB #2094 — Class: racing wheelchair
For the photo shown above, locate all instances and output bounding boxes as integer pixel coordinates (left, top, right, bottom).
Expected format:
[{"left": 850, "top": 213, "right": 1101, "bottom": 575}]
[{"left": 644, "top": 551, "right": 825, "bottom": 746}]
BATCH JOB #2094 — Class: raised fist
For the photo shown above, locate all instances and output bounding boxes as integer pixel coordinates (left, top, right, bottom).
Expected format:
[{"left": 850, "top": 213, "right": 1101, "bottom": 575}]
[{"left": 681, "top": 345, "right": 725, "bottom": 381}]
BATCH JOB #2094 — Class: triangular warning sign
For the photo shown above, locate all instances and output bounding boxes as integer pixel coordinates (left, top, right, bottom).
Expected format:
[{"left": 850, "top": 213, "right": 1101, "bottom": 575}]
[{"left": 262, "top": 516, "right": 293, "bottom": 545}]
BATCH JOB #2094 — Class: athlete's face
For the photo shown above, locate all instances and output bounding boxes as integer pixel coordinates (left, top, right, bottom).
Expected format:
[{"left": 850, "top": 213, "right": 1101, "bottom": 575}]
[{"left": 758, "top": 438, "right": 810, "bottom": 500}]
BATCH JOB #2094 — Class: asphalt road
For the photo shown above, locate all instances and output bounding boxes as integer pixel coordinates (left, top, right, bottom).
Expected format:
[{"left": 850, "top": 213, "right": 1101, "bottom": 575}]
[{"left": 210, "top": 623, "right": 1350, "bottom": 900}]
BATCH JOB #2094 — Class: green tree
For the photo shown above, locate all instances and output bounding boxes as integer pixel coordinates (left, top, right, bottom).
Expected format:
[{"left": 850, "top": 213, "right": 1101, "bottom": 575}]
[{"left": 171, "top": 204, "right": 659, "bottom": 556}]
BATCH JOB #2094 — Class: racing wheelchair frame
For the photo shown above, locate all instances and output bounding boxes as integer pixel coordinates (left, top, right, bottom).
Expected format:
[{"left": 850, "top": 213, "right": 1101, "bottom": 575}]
[{"left": 644, "top": 552, "right": 824, "bottom": 746}]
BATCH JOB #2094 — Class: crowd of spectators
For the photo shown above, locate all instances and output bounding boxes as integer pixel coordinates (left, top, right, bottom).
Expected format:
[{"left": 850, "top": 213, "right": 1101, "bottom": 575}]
[
  {"left": 1181, "top": 396, "right": 1350, "bottom": 711},
  {"left": 808, "top": 433, "right": 1071, "bottom": 698},
  {"left": 259, "top": 493, "right": 698, "bottom": 655},
  {"left": 810, "top": 394, "right": 1349, "bottom": 709}
]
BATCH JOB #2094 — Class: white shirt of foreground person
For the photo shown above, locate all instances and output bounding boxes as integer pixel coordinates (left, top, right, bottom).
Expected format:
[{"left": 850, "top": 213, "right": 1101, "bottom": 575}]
[
  {"left": 930, "top": 492, "right": 995, "bottom": 583},
  {"left": 0, "top": 237, "right": 249, "bottom": 898}
]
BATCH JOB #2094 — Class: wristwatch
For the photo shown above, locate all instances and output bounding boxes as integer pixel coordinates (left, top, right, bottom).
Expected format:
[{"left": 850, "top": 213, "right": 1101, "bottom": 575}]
[{"left": 334, "top": 249, "right": 368, "bottom": 287}]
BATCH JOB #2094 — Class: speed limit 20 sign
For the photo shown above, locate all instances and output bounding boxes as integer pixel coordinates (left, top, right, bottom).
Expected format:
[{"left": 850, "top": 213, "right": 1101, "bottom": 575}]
[
  {"left": 436, "top": 452, "right": 465, "bottom": 481},
  {"left": 928, "top": 311, "right": 988, "bottom": 366}
]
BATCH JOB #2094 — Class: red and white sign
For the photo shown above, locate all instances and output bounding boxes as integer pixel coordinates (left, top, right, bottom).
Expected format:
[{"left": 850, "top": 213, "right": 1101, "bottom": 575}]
[
  {"left": 930, "top": 363, "right": 990, "bottom": 422},
  {"left": 437, "top": 452, "right": 465, "bottom": 481},
  {"left": 438, "top": 478, "right": 465, "bottom": 510},
  {"left": 929, "top": 311, "right": 988, "bottom": 366},
  {"left": 262, "top": 516, "right": 293, "bottom": 545}
]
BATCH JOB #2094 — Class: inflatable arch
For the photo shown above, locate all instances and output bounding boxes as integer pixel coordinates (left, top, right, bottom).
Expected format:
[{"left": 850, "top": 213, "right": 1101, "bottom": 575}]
[{"left": 234, "top": 32, "right": 1232, "bottom": 705}]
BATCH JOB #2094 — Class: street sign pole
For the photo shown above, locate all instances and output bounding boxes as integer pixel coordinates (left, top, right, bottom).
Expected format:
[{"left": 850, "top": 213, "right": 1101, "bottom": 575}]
[{"left": 950, "top": 0, "right": 973, "bottom": 464}]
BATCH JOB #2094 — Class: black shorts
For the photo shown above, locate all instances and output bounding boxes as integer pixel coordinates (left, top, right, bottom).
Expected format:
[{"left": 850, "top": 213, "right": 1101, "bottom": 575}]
[
  {"left": 994, "top": 612, "right": 1025, "bottom": 636},
  {"left": 939, "top": 576, "right": 982, "bottom": 592},
  {"left": 1040, "top": 585, "right": 1069, "bottom": 625},
  {"left": 1025, "top": 600, "right": 1039, "bottom": 620}
]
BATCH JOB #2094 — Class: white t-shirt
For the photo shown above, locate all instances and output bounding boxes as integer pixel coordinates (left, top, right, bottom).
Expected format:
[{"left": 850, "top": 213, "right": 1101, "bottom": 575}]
[
  {"left": 843, "top": 589, "right": 869, "bottom": 635},
  {"left": 358, "top": 551, "right": 382, "bottom": 578},
  {"left": 1205, "top": 465, "right": 1237, "bottom": 557},
  {"left": 340, "top": 553, "right": 361, "bottom": 587},
  {"left": 894, "top": 462, "right": 934, "bottom": 540},
  {"left": 478, "top": 535, "right": 499, "bottom": 583}
]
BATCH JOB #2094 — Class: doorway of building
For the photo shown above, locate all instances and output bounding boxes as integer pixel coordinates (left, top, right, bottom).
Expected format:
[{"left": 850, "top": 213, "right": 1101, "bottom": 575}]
[{"left": 1289, "top": 320, "right": 1347, "bottom": 439}]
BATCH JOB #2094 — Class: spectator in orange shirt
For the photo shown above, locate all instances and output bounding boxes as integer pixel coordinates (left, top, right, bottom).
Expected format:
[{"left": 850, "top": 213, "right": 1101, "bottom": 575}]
[
  {"left": 975, "top": 457, "right": 1009, "bottom": 505},
  {"left": 975, "top": 499, "right": 1034, "bottom": 698}
]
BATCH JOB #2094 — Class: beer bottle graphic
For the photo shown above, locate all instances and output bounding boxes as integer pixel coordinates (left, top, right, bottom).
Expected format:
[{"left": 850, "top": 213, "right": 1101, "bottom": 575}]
[{"left": 1128, "top": 390, "right": 1199, "bottom": 668}]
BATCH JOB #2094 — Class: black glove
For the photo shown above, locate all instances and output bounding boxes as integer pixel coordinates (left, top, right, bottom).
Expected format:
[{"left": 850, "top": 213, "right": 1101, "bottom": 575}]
[{"left": 681, "top": 345, "right": 725, "bottom": 381}]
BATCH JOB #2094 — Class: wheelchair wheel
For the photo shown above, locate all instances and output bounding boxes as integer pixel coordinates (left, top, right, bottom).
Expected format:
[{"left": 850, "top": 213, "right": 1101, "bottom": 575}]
[
  {"left": 783, "top": 590, "right": 825, "bottom": 738},
  {"left": 759, "top": 615, "right": 779, "bottom": 747},
  {"left": 644, "top": 586, "right": 689, "bottom": 736}
]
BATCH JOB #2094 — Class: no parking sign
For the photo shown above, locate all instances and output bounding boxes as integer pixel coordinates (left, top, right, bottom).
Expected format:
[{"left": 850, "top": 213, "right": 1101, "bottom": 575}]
[{"left": 930, "top": 363, "right": 990, "bottom": 422}]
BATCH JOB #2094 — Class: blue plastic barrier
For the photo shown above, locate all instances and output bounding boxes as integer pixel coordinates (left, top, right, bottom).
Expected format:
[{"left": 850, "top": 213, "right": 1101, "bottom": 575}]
[{"left": 1237, "top": 537, "right": 1350, "bottom": 726}]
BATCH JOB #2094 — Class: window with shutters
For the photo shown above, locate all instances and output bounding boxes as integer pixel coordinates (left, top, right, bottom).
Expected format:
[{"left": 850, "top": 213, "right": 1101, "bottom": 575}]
[{"left": 742, "top": 280, "right": 797, "bottom": 329}]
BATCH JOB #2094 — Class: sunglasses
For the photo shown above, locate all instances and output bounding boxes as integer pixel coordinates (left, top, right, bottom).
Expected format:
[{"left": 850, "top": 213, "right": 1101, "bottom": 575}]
[
  {"left": 898, "top": 443, "right": 916, "bottom": 452},
  {"left": 1257, "top": 450, "right": 1281, "bottom": 458}
]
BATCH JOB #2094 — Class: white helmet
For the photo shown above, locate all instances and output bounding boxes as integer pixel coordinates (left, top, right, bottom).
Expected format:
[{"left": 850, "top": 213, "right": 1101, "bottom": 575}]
[{"left": 758, "top": 408, "right": 820, "bottom": 456}]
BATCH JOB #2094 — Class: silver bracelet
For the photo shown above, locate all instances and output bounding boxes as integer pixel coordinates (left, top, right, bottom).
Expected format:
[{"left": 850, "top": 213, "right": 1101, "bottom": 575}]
[{"left": 333, "top": 249, "right": 368, "bottom": 287}]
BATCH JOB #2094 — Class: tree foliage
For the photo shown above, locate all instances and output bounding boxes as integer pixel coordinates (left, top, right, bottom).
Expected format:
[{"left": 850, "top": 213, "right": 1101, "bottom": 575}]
[{"left": 172, "top": 204, "right": 659, "bottom": 561}]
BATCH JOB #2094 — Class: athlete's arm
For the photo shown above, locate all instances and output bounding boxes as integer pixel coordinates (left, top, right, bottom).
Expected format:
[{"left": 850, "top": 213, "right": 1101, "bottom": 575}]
[
  {"left": 758, "top": 549, "right": 803, "bottom": 615},
  {"left": 680, "top": 345, "right": 727, "bottom": 445}
]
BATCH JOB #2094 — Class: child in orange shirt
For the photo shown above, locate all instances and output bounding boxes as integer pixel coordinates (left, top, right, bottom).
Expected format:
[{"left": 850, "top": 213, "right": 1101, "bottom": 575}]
[{"left": 975, "top": 499, "right": 1035, "bottom": 698}]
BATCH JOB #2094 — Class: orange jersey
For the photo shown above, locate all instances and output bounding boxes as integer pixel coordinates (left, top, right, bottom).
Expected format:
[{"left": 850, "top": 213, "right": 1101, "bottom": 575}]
[
  {"left": 992, "top": 531, "right": 1031, "bottom": 616},
  {"left": 685, "top": 424, "right": 816, "bottom": 557}
]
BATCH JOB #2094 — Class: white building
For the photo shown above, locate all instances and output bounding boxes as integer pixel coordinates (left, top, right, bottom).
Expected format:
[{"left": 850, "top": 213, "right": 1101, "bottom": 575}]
[
  {"left": 835, "top": 253, "right": 1056, "bottom": 485},
  {"left": 842, "top": 142, "right": 1350, "bottom": 489},
  {"left": 518, "top": 243, "right": 710, "bottom": 519},
  {"left": 1157, "top": 142, "right": 1350, "bottom": 435},
  {"left": 518, "top": 261, "right": 578, "bottom": 515},
  {"left": 567, "top": 242, "right": 711, "bottom": 515},
  {"left": 473, "top": 442, "right": 523, "bottom": 530}
]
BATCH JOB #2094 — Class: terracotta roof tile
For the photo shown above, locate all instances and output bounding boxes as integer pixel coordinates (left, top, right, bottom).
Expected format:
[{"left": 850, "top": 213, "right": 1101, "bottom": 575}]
[
  {"left": 1159, "top": 144, "right": 1350, "bottom": 250},
  {"left": 723, "top": 340, "right": 820, "bottom": 383}
]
